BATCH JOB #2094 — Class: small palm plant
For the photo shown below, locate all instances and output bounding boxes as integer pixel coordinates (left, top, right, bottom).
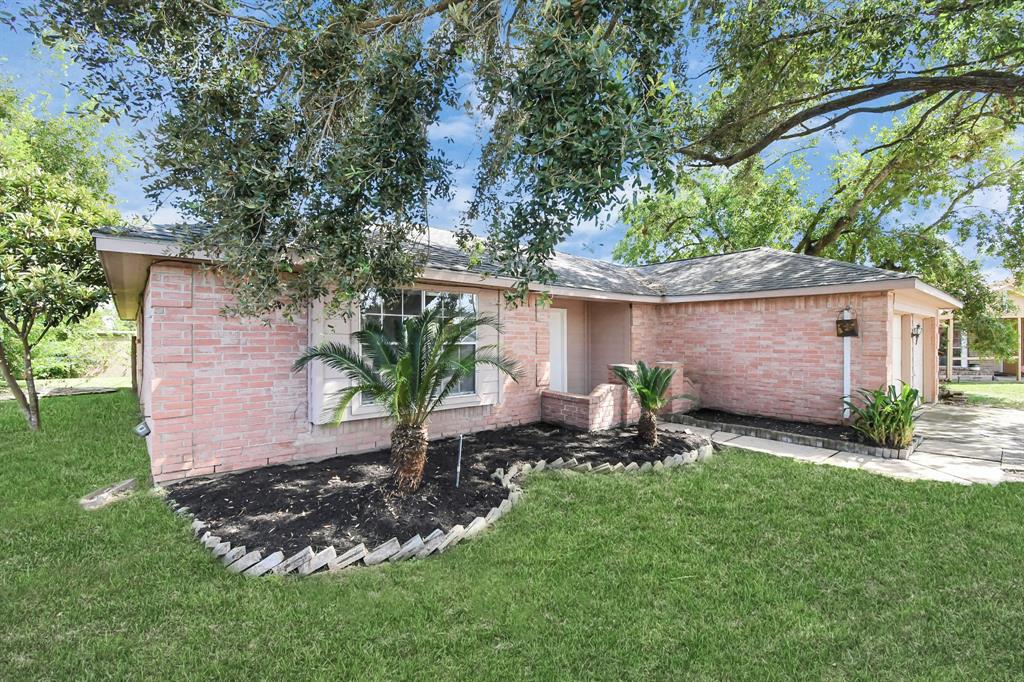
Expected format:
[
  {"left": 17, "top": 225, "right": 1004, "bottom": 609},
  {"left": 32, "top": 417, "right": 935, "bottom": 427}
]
[
  {"left": 612, "top": 361, "right": 676, "bottom": 446},
  {"left": 293, "top": 308, "right": 521, "bottom": 493},
  {"left": 844, "top": 384, "right": 921, "bottom": 448}
]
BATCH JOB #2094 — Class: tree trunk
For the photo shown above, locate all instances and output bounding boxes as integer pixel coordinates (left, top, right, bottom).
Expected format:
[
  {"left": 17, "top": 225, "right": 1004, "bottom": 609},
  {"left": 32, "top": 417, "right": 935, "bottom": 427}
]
[
  {"left": 0, "top": 337, "right": 34, "bottom": 428},
  {"left": 637, "top": 408, "right": 658, "bottom": 446},
  {"left": 391, "top": 424, "right": 428, "bottom": 493},
  {"left": 20, "top": 336, "right": 41, "bottom": 431}
]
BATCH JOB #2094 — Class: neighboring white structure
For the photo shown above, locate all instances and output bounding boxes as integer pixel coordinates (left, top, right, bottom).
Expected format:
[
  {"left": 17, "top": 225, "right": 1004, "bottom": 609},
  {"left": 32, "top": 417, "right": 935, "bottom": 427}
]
[{"left": 942, "top": 282, "right": 1024, "bottom": 382}]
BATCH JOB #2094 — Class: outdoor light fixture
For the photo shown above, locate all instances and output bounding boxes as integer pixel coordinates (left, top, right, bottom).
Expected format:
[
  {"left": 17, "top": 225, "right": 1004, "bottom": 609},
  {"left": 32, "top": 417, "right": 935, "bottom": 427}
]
[
  {"left": 835, "top": 305, "right": 858, "bottom": 337},
  {"left": 911, "top": 323, "right": 923, "bottom": 344}
]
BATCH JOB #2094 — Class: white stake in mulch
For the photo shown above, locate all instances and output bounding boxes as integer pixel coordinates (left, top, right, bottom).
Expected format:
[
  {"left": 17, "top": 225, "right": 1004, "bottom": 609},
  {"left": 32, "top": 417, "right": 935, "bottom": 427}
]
[{"left": 455, "top": 434, "right": 464, "bottom": 488}]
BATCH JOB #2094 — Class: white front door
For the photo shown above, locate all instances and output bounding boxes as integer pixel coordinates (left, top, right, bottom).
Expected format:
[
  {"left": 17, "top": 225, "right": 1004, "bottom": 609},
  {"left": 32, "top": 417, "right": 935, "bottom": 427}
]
[{"left": 548, "top": 308, "right": 568, "bottom": 392}]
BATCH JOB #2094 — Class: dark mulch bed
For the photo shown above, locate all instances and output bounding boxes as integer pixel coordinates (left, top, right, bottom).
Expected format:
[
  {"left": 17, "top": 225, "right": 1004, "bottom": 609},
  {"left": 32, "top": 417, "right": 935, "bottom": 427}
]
[
  {"left": 167, "top": 423, "right": 705, "bottom": 557},
  {"left": 939, "top": 388, "right": 969, "bottom": 405},
  {"left": 690, "top": 408, "right": 863, "bottom": 444}
]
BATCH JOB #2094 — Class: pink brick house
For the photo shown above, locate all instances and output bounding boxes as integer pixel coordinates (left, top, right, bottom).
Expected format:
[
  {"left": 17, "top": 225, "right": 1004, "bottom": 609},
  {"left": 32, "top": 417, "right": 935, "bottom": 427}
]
[{"left": 95, "top": 226, "right": 960, "bottom": 483}]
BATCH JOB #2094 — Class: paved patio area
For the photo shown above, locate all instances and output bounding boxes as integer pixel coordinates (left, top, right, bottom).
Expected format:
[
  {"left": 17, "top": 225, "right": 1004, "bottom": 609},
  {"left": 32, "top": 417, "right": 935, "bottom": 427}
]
[{"left": 665, "top": 402, "right": 1024, "bottom": 486}]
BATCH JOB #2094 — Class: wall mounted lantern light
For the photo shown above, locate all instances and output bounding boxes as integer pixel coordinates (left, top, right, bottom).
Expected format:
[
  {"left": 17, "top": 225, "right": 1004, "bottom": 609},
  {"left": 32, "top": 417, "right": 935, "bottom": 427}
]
[
  {"left": 911, "top": 323, "right": 923, "bottom": 344},
  {"left": 836, "top": 305, "right": 858, "bottom": 337}
]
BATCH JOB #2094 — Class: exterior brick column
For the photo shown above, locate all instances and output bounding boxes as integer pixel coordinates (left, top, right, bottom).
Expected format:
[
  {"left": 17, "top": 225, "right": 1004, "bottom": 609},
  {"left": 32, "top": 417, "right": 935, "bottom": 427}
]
[
  {"left": 654, "top": 361, "right": 688, "bottom": 414},
  {"left": 146, "top": 264, "right": 196, "bottom": 481},
  {"left": 608, "top": 364, "right": 640, "bottom": 425}
]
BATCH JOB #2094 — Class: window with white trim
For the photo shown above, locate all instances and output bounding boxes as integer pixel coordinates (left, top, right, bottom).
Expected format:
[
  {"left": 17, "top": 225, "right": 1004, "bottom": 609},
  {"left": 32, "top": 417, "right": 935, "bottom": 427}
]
[{"left": 360, "top": 289, "right": 478, "bottom": 397}]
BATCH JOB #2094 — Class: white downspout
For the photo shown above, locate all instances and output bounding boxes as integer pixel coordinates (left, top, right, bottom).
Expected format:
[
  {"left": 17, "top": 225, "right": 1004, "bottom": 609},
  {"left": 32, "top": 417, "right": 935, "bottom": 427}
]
[{"left": 842, "top": 306, "right": 852, "bottom": 420}]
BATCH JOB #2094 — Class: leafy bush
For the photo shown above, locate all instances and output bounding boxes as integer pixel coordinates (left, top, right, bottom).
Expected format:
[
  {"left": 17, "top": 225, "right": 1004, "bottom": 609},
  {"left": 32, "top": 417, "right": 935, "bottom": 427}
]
[
  {"left": 845, "top": 385, "right": 921, "bottom": 448},
  {"left": 293, "top": 308, "right": 521, "bottom": 493},
  {"left": 2, "top": 309, "right": 132, "bottom": 380},
  {"left": 611, "top": 361, "right": 676, "bottom": 446}
]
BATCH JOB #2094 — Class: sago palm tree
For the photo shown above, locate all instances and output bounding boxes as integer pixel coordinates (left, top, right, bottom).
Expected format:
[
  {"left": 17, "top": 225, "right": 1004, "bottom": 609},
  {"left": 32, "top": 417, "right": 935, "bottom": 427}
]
[
  {"left": 612, "top": 361, "right": 676, "bottom": 446},
  {"left": 293, "top": 307, "right": 521, "bottom": 493}
]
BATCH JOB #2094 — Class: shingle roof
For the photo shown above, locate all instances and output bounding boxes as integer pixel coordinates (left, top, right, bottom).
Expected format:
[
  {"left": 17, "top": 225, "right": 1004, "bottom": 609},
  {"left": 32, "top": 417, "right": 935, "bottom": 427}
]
[
  {"left": 95, "top": 223, "right": 913, "bottom": 298},
  {"left": 636, "top": 247, "right": 911, "bottom": 296},
  {"left": 410, "top": 228, "right": 661, "bottom": 295},
  {"left": 96, "top": 223, "right": 208, "bottom": 243}
]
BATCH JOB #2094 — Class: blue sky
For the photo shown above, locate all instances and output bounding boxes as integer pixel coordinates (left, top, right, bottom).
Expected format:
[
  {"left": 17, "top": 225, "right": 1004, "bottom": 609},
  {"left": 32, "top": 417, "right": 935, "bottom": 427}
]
[{"left": 0, "top": 20, "right": 1010, "bottom": 280}]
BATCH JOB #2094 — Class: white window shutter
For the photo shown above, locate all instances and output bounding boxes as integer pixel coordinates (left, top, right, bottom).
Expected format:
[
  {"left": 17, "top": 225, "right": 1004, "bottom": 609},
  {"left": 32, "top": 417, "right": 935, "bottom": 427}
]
[
  {"left": 475, "top": 290, "right": 502, "bottom": 406},
  {"left": 308, "top": 299, "right": 358, "bottom": 425}
]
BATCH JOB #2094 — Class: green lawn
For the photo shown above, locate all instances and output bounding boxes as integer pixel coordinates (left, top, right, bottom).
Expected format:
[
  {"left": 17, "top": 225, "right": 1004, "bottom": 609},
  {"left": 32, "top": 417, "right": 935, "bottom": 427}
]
[
  {"left": 949, "top": 381, "right": 1024, "bottom": 409},
  {"left": 0, "top": 376, "right": 132, "bottom": 401},
  {"left": 3, "top": 392, "right": 1024, "bottom": 679}
]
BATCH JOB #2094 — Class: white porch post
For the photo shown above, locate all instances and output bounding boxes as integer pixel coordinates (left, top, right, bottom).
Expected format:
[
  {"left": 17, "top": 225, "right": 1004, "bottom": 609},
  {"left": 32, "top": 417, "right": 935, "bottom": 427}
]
[{"left": 945, "top": 317, "right": 953, "bottom": 382}]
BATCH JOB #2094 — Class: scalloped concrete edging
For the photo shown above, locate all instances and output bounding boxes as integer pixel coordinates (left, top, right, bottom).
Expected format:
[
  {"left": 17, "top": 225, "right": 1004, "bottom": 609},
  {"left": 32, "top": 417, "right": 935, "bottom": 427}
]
[{"left": 168, "top": 435, "right": 714, "bottom": 578}]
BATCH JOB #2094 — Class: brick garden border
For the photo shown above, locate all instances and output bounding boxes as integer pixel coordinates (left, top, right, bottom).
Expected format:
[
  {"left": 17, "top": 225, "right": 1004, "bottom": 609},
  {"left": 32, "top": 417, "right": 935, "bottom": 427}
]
[
  {"left": 168, "top": 436, "right": 714, "bottom": 578},
  {"left": 664, "top": 412, "right": 921, "bottom": 460}
]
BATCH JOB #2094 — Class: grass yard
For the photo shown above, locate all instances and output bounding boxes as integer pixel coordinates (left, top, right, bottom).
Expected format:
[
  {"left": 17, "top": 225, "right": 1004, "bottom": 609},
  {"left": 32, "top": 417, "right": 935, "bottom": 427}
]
[
  {"left": 3, "top": 392, "right": 1024, "bottom": 680},
  {"left": 949, "top": 381, "right": 1024, "bottom": 409},
  {"left": 0, "top": 376, "right": 132, "bottom": 402}
]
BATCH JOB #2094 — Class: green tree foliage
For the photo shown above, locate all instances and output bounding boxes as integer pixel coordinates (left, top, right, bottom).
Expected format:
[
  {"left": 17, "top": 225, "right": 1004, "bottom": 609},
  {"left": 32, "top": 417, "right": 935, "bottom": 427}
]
[
  {"left": 21, "top": 1, "right": 1024, "bottom": 314},
  {"left": 0, "top": 87, "right": 120, "bottom": 430},
  {"left": 615, "top": 160, "right": 814, "bottom": 262},
  {"left": 1, "top": 305, "right": 133, "bottom": 381}
]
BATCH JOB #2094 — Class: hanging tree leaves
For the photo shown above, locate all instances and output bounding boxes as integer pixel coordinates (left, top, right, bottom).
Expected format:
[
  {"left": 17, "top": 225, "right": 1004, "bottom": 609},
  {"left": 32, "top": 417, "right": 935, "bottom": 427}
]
[{"left": 19, "top": 0, "right": 1024, "bottom": 315}]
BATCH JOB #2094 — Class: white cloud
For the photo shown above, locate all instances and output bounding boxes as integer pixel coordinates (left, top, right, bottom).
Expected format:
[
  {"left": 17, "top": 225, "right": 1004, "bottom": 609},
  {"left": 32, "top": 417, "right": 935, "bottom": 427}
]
[
  {"left": 122, "top": 204, "right": 184, "bottom": 225},
  {"left": 970, "top": 186, "right": 1009, "bottom": 213},
  {"left": 428, "top": 116, "right": 475, "bottom": 142},
  {"left": 428, "top": 186, "right": 476, "bottom": 229},
  {"left": 982, "top": 264, "right": 1011, "bottom": 284}
]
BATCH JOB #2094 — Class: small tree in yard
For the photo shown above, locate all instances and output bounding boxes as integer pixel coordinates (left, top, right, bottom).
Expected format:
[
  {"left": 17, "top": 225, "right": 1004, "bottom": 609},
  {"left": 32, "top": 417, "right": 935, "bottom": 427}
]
[
  {"left": 0, "top": 87, "right": 120, "bottom": 430},
  {"left": 293, "top": 308, "right": 521, "bottom": 494},
  {"left": 612, "top": 361, "right": 676, "bottom": 447}
]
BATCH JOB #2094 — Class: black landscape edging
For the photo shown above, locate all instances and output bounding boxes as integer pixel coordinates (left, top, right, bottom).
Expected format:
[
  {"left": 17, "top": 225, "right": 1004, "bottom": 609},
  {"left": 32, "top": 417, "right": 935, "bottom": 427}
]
[
  {"left": 664, "top": 412, "right": 920, "bottom": 460},
  {"left": 166, "top": 437, "right": 715, "bottom": 578}
]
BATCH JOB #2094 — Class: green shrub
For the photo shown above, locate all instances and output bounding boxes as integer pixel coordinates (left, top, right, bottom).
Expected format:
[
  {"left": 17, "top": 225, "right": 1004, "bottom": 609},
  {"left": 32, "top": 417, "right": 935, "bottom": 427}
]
[
  {"left": 844, "top": 385, "right": 921, "bottom": 448},
  {"left": 293, "top": 308, "right": 521, "bottom": 493},
  {"left": 612, "top": 361, "right": 676, "bottom": 446},
  {"left": 2, "top": 308, "right": 132, "bottom": 380}
]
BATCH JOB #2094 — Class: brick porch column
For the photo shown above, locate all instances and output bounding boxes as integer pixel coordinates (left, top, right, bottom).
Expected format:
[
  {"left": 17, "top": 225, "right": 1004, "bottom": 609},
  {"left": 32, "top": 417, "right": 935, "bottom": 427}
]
[
  {"left": 608, "top": 363, "right": 639, "bottom": 426},
  {"left": 655, "top": 361, "right": 687, "bottom": 414},
  {"left": 147, "top": 264, "right": 196, "bottom": 482}
]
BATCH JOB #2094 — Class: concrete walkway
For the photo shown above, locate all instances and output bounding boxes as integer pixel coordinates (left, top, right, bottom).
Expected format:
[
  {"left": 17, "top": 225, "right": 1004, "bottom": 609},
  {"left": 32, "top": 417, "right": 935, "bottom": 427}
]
[
  {"left": 663, "top": 403, "right": 1024, "bottom": 486},
  {"left": 915, "top": 403, "right": 1024, "bottom": 467}
]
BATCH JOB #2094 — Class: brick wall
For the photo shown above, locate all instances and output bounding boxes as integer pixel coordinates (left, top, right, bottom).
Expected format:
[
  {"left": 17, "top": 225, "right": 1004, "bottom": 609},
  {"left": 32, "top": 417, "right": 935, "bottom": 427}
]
[
  {"left": 541, "top": 360, "right": 698, "bottom": 432},
  {"left": 540, "top": 381, "right": 630, "bottom": 431},
  {"left": 141, "top": 263, "right": 894, "bottom": 482},
  {"left": 142, "top": 265, "right": 550, "bottom": 483},
  {"left": 655, "top": 292, "right": 891, "bottom": 424},
  {"left": 540, "top": 390, "right": 594, "bottom": 429}
]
